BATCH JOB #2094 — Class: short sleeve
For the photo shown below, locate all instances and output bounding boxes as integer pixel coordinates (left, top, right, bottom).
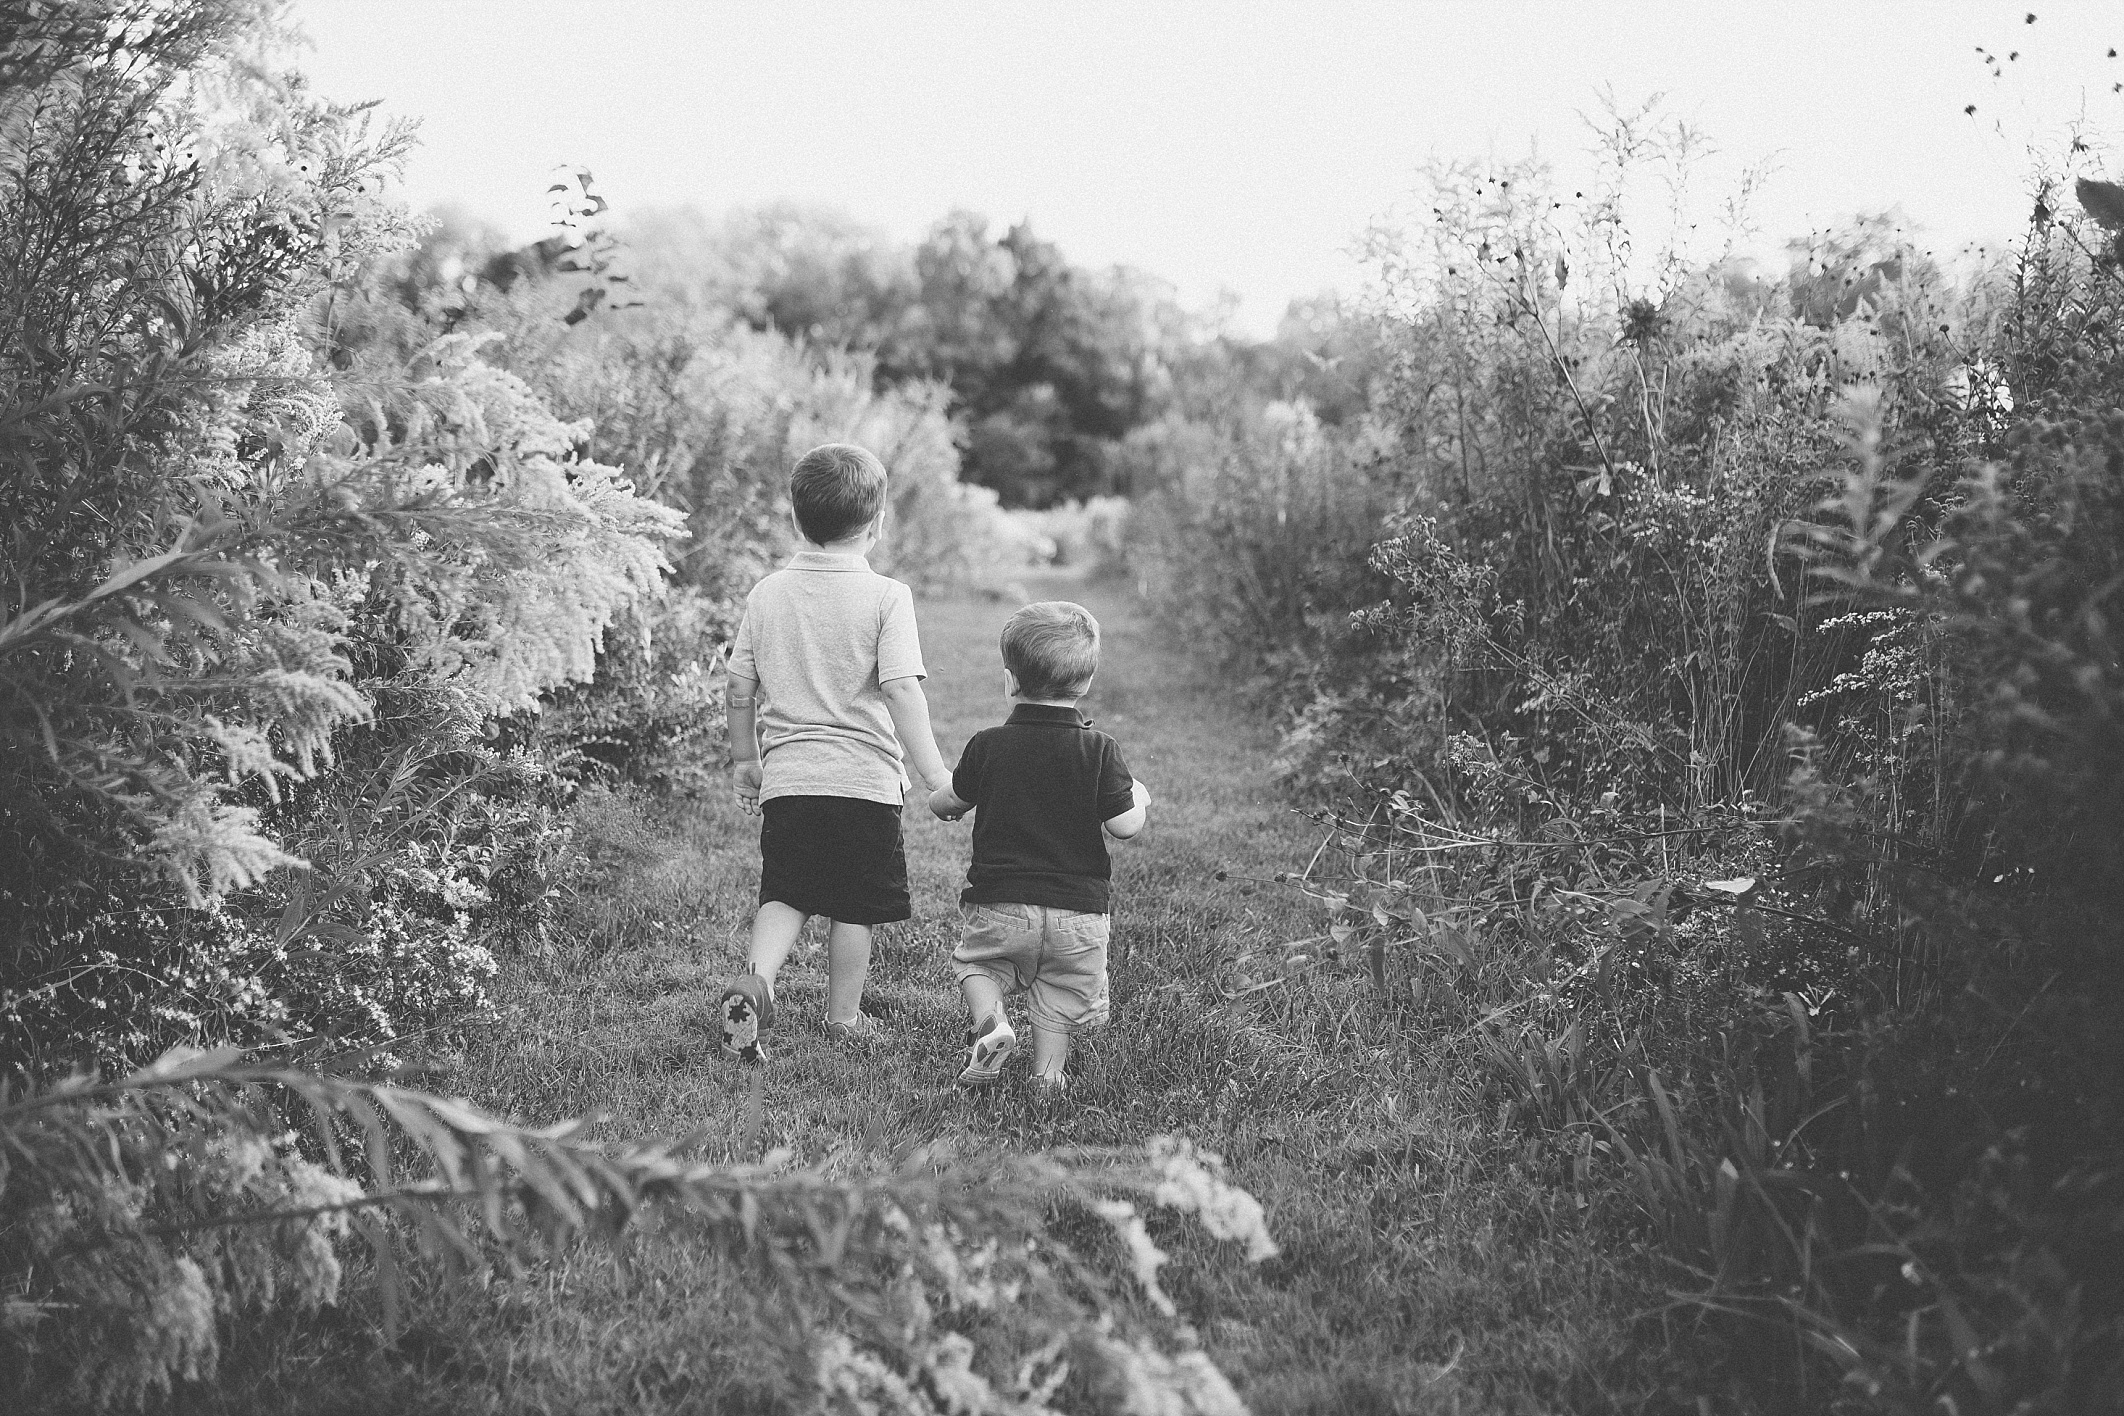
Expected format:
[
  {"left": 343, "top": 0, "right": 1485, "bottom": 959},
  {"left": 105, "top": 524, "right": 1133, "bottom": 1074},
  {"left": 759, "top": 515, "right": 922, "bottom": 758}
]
[
  {"left": 951, "top": 733, "right": 985, "bottom": 805},
  {"left": 1095, "top": 736, "right": 1135, "bottom": 821},
  {"left": 727, "top": 597, "right": 757, "bottom": 681},
  {"left": 876, "top": 581, "right": 926, "bottom": 684}
]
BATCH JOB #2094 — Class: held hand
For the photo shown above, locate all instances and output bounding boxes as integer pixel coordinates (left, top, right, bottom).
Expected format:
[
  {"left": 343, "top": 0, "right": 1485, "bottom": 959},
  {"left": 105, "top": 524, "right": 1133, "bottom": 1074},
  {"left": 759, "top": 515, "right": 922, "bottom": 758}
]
[
  {"left": 734, "top": 760, "right": 763, "bottom": 815},
  {"left": 928, "top": 784, "right": 969, "bottom": 822}
]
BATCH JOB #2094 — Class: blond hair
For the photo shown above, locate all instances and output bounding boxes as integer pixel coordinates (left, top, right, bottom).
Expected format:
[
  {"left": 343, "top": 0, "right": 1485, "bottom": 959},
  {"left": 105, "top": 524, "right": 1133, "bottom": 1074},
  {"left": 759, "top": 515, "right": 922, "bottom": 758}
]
[
  {"left": 790, "top": 443, "right": 886, "bottom": 544},
  {"left": 1001, "top": 601, "right": 1101, "bottom": 699}
]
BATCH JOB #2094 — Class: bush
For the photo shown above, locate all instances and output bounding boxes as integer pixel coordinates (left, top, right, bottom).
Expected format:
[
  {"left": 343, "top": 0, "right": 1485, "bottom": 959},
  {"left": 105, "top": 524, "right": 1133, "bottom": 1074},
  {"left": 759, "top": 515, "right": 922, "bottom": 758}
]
[
  {"left": 1142, "top": 111, "right": 2124, "bottom": 1411},
  {"left": 537, "top": 586, "right": 736, "bottom": 792},
  {"left": 0, "top": 3, "right": 677, "bottom": 1070},
  {"left": 1, "top": 1048, "right": 1276, "bottom": 1414}
]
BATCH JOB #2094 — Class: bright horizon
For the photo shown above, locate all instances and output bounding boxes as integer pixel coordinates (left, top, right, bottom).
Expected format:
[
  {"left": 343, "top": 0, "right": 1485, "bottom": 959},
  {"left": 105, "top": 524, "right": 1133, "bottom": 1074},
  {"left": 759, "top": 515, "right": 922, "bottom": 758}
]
[{"left": 292, "top": 1, "right": 2124, "bottom": 337}]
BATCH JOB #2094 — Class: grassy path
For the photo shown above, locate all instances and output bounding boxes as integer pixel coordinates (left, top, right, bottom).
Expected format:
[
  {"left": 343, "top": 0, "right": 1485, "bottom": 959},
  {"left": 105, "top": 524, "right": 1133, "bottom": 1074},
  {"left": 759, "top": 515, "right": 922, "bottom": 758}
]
[{"left": 230, "top": 579, "right": 1647, "bottom": 1415}]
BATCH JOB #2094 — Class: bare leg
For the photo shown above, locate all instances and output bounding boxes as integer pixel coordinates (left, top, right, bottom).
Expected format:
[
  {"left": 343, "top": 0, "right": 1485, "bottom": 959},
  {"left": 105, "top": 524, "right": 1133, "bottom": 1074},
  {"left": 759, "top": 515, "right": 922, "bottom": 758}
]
[
  {"left": 1031, "top": 1022, "right": 1070, "bottom": 1082},
  {"left": 748, "top": 901, "right": 808, "bottom": 993},
  {"left": 825, "top": 919, "right": 874, "bottom": 1025},
  {"left": 722, "top": 902, "right": 803, "bottom": 1060},
  {"left": 957, "top": 973, "right": 1017, "bottom": 1083},
  {"left": 961, "top": 973, "right": 1006, "bottom": 1030}
]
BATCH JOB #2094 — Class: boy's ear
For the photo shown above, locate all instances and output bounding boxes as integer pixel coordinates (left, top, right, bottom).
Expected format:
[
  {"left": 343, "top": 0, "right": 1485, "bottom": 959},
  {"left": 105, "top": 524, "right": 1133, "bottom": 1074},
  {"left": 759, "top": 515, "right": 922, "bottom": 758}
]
[{"left": 1002, "top": 668, "right": 1021, "bottom": 699}]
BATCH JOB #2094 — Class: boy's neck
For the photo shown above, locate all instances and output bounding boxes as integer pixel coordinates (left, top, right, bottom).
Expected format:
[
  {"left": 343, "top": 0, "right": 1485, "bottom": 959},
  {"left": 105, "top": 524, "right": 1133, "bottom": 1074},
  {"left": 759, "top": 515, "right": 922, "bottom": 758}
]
[
  {"left": 1011, "top": 695, "right": 1083, "bottom": 711},
  {"left": 803, "top": 537, "right": 871, "bottom": 556}
]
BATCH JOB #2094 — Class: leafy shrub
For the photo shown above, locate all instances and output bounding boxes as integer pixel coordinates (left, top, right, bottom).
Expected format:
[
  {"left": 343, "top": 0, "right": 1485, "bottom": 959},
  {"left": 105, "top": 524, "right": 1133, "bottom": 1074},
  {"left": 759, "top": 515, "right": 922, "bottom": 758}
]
[
  {"left": 1, "top": 1048, "right": 1275, "bottom": 1414},
  {"left": 1133, "top": 400, "right": 1396, "bottom": 688},
  {"left": 1004, "top": 495, "right": 1133, "bottom": 574},
  {"left": 1145, "top": 107, "right": 2124, "bottom": 1410},
  {"left": 538, "top": 586, "right": 735, "bottom": 792},
  {"left": 0, "top": 2, "right": 677, "bottom": 1069}
]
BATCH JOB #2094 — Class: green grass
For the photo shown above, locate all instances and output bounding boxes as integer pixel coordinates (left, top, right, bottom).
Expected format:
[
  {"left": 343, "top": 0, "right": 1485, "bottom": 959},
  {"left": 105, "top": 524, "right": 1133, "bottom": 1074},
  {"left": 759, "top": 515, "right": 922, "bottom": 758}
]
[{"left": 184, "top": 577, "right": 1667, "bottom": 1415}]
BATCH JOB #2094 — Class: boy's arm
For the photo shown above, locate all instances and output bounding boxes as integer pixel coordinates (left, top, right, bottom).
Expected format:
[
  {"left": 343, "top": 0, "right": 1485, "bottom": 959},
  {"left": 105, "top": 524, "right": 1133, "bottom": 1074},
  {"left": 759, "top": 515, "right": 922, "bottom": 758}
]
[
  {"left": 1103, "top": 779, "right": 1150, "bottom": 840},
  {"left": 929, "top": 784, "right": 973, "bottom": 821},
  {"left": 727, "top": 670, "right": 762, "bottom": 814},
  {"left": 880, "top": 675, "right": 952, "bottom": 797}
]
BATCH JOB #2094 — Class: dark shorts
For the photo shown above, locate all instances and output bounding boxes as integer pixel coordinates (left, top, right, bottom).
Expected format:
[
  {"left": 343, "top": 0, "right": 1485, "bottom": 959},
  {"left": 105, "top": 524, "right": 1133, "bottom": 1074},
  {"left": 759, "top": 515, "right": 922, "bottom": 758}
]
[{"left": 758, "top": 795, "right": 910, "bottom": 925}]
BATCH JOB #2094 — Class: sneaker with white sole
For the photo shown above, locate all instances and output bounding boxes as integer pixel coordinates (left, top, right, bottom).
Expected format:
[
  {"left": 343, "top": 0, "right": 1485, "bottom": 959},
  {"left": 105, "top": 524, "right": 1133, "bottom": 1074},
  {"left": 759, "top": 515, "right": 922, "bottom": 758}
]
[
  {"left": 718, "top": 974, "right": 775, "bottom": 1064},
  {"left": 958, "top": 1013, "right": 1016, "bottom": 1086}
]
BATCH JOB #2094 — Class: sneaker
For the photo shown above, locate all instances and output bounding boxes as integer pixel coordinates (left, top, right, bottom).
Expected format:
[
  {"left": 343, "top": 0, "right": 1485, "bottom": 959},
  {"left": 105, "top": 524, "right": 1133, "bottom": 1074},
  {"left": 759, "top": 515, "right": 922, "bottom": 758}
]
[
  {"left": 958, "top": 1012, "right": 1017, "bottom": 1086},
  {"left": 718, "top": 974, "right": 776, "bottom": 1063},
  {"left": 825, "top": 1011, "right": 883, "bottom": 1044}
]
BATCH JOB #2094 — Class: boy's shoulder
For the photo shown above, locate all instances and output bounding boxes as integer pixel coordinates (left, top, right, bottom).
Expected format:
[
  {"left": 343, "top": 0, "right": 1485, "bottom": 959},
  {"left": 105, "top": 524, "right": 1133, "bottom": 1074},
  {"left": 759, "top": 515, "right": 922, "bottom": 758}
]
[
  {"left": 746, "top": 562, "right": 911, "bottom": 605},
  {"left": 968, "top": 717, "right": 1126, "bottom": 754}
]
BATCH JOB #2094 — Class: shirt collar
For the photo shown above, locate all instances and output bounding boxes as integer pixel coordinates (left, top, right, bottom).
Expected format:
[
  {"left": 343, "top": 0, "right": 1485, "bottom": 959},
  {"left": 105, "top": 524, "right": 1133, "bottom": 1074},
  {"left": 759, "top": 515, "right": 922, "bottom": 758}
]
[
  {"left": 1007, "top": 703, "right": 1091, "bottom": 728},
  {"left": 787, "top": 549, "right": 872, "bottom": 572}
]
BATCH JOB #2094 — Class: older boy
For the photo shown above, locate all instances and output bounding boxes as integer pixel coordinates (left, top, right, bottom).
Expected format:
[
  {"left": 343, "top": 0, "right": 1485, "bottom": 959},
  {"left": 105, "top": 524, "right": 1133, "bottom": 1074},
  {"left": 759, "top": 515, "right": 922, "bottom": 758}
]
[
  {"left": 929, "top": 601, "right": 1149, "bottom": 1091},
  {"left": 719, "top": 444, "right": 953, "bottom": 1063}
]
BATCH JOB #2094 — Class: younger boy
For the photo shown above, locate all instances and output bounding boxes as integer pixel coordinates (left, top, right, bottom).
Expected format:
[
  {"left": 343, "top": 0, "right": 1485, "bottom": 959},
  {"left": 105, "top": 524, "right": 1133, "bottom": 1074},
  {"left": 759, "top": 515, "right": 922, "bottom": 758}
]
[
  {"left": 929, "top": 601, "right": 1149, "bottom": 1091},
  {"left": 720, "top": 444, "right": 954, "bottom": 1063}
]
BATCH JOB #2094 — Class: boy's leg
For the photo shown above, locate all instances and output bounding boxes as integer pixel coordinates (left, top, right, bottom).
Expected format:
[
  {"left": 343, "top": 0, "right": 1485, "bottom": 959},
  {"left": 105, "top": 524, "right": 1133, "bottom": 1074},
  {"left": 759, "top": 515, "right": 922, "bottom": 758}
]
[
  {"left": 958, "top": 972, "right": 1017, "bottom": 1085},
  {"left": 961, "top": 972, "right": 1006, "bottom": 1028},
  {"left": 722, "top": 901, "right": 803, "bottom": 1061},
  {"left": 954, "top": 903, "right": 1037, "bottom": 1085},
  {"left": 1030, "top": 1022, "right": 1071, "bottom": 1083},
  {"left": 749, "top": 901, "right": 807, "bottom": 986},
  {"left": 824, "top": 919, "right": 873, "bottom": 1027},
  {"left": 1026, "top": 908, "right": 1110, "bottom": 1090}
]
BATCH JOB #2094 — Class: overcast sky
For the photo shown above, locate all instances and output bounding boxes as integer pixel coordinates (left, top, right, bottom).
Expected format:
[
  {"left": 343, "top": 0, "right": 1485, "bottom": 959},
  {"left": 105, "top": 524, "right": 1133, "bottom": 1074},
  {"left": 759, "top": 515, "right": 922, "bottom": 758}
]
[{"left": 291, "top": 1, "right": 2123, "bottom": 337}]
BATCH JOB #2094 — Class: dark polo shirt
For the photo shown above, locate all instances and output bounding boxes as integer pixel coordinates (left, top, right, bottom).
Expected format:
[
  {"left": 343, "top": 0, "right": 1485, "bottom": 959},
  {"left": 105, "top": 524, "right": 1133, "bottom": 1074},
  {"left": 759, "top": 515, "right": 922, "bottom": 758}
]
[{"left": 952, "top": 703, "right": 1136, "bottom": 913}]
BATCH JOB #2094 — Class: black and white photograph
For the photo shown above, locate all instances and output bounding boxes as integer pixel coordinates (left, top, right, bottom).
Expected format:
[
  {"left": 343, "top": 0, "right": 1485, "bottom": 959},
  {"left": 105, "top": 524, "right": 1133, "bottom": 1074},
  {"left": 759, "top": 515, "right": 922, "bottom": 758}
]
[{"left": 4, "top": 2, "right": 2122, "bottom": 1411}]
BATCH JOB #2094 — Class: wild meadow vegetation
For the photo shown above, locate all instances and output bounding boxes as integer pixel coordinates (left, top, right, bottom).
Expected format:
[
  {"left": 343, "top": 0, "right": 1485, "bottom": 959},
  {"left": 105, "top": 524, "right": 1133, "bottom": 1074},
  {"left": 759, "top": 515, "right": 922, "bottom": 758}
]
[
  {"left": 4, "top": 2, "right": 2121, "bottom": 1413},
  {"left": 1132, "top": 123, "right": 2124, "bottom": 1411}
]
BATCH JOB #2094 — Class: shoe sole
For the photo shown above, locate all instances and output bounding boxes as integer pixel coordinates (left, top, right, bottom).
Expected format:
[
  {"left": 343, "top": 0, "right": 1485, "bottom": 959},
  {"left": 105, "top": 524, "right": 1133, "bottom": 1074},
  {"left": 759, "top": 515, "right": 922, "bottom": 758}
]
[
  {"left": 720, "top": 990, "right": 767, "bottom": 1064},
  {"left": 957, "top": 1028, "right": 1016, "bottom": 1086}
]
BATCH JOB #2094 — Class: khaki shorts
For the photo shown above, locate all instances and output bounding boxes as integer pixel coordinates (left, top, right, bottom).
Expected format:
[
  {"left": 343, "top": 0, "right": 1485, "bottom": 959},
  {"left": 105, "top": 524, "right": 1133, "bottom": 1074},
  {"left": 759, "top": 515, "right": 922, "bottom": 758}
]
[{"left": 952, "top": 902, "right": 1111, "bottom": 1034}]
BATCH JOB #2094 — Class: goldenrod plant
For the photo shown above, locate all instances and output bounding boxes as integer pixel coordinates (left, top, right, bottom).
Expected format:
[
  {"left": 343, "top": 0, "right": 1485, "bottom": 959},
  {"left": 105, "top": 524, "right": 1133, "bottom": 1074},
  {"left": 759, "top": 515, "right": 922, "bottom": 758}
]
[{"left": 0, "top": 1045, "right": 1272, "bottom": 1413}]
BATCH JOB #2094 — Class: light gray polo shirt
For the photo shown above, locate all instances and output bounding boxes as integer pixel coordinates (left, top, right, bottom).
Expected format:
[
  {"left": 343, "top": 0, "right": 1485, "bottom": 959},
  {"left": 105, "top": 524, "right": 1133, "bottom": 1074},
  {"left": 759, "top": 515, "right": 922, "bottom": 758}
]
[{"left": 726, "top": 550, "right": 926, "bottom": 807}]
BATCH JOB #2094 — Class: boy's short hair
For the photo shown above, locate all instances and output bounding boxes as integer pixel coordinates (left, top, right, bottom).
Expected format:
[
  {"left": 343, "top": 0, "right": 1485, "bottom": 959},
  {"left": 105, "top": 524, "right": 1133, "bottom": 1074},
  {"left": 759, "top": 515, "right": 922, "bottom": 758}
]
[
  {"left": 790, "top": 443, "right": 887, "bottom": 544},
  {"left": 1001, "top": 601, "right": 1101, "bottom": 700}
]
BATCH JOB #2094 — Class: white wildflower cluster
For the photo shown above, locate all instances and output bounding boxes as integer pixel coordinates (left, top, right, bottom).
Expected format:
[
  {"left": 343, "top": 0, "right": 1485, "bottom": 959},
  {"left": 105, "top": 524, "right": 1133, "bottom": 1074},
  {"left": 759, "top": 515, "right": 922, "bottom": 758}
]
[
  {"left": 814, "top": 1330, "right": 1070, "bottom": 1416},
  {"left": 287, "top": 854, "right": 500, "bottom": 1041},
  {"left": 193, "top": 1129, "right": 364, "bottom": 1317},
  {"left": 70, "top": 1255, "right": 219, "bottom": 1412},
  {"left": 1082, "top": 1329, "right": 1251, "bottom": 1416},
  {"left": 231, "top": 595, "right": 372, "bottom": 775},
  {"left": 179, "top": 316, "right": 343, "bottom": 489},
  {"left": 815, "top": 1330, "right": 932, "bottom": 1414},
  {"left": 907, "top": 1216, "right": 1016, "bottom": 1314},
  {"left": 209, "top": 1130, "right": 276, "bottom": 1187},
  {"left": 20, "top": 1116, "right": 368, "bottom": 1413},
  {"left": 813, "top": 1323, "right": 1253, "bottom": 1416},
  {"left": 1095, "top": 1198, "right": 1177, "bottom": 1317},
  {"left": 150, "top": 796, "right": 308, "bottom": 906},
  {"left": 806, "top": 1152, "right": 1266, "bottom": 1416},
  {"left": 180, "top": 29, "right": 425, "bottom": 287},
  {"left": 1146, "top": 1137, "right": 1280, "bottom": 1264},
  {"left": 353, "top": 335, "right": 688, "bottom": 714},
  {"left": 455, "top": 458, "right": 680, "bottom": 713},
  {"left": 278, "top": 1157, "right": 367, "bottom": 1309}
]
